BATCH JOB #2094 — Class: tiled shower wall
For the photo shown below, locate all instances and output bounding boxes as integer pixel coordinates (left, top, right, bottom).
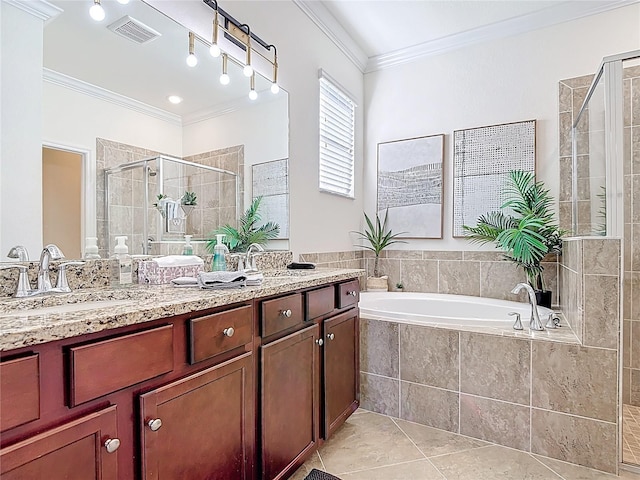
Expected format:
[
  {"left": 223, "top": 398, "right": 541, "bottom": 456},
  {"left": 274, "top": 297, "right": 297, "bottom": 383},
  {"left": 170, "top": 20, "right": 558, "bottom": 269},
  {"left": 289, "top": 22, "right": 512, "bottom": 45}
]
[
  {"left": 623, "top": 66, "right": 640, "bottom": 405},
  {"left": 98, "top": 139, "right": 244, "bottom": 257}
]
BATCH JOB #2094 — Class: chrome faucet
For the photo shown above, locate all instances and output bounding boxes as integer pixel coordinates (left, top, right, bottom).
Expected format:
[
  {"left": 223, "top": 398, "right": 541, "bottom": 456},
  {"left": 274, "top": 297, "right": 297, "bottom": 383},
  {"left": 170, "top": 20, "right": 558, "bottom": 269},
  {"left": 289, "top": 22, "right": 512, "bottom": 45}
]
[
  {"left": 511, "top": 283, "right": 544, "bottom": 331},
  {"left": 244, "top": 243, "right": 265, "bottom": 273},
  {"left": 7, "top": 245, "right": 29, "bottom": 261},
  {"left": 37, "top": 244, "right": 65, "bottom": 292}
]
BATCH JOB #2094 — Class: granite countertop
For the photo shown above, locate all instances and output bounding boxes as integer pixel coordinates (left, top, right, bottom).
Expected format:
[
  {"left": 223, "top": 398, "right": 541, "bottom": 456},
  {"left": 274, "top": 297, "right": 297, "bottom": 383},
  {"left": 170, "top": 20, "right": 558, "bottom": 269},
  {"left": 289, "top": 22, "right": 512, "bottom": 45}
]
[{"left": 0, "top": 268, "right": 364, "bottom": 351}]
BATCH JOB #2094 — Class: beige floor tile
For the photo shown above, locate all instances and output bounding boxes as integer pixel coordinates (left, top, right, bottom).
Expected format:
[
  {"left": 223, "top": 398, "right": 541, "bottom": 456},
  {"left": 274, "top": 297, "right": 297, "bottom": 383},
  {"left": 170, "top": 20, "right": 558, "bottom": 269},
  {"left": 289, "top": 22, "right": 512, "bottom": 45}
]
[
  {"left": 340, "top": 459, "right": 445, "bottom": 479},
  {"left": 394, "top": 418, "right": 490, "bottom": 457},
  {"left": 534, "top": 455, "right": 622, "bottom": 479},
  {"left": 428, "top": 445, "right": 563, "bottom": 479},
  {"left": 318, "top": 411, "right": 424, "bottom": 474}
]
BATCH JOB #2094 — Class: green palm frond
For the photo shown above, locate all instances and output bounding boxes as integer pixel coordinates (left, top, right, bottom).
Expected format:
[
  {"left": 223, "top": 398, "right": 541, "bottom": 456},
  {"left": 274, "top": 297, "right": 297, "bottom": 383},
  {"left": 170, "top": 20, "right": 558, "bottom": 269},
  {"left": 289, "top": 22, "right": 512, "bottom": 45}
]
[
  {"left": 463, "top": 170, "right": 565, "bottom": 290},
  {"left": 207, "top": 196, "right": 280, "bottom": 253}
]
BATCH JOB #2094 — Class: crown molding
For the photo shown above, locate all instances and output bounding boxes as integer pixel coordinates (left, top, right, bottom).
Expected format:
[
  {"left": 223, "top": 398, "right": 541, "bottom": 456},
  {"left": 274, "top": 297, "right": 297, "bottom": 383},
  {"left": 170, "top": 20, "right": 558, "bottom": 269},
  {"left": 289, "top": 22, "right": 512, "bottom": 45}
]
[
  {"left": 293, "top": 0, "right": 368, "bottom": 73},
  {"left": 43, "top": 68, "right": 182, "bottom": 126},
  {"left": 3, "top": 0, "right": 62, "bottom": 21},
  {"left": 182, "top": 90, "right": 282, "bottom": 126},
  {"left": 366, "top": 0, "right": 640, "bottom": 73}
]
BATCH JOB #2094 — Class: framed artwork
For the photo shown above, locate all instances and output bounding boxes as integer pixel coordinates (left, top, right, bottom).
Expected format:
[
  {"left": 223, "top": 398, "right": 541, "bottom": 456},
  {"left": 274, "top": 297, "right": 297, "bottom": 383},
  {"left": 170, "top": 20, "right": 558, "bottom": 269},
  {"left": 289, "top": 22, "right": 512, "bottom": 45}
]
[
  {"left": 452, "top": 120, "right": 536, "bottom": 237},
  {"left": 252, "top": 158, "right": 289, "bottom": 239},
  {"left": 377, "top": 134, "right": 444, "bottom": 238}
]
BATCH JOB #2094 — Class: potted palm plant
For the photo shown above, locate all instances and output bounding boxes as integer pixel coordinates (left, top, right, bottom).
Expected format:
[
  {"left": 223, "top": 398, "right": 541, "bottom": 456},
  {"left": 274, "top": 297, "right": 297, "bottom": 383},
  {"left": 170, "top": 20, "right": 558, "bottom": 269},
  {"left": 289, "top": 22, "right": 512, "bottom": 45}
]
[
  {"left": 208, "top": 196, "right": 279, "bottom": 253},
  {"left": 353, "top": 209, "right": 406, "bottom": 291},
  {"left": 463, "top": 170, "right": 565, "bottom": 308}
]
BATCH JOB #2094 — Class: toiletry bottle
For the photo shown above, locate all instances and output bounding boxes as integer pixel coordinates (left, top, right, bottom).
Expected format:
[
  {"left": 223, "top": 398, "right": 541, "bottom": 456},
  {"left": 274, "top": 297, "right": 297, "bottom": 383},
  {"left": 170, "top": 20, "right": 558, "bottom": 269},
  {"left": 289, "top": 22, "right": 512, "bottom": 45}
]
[
  {"left": 112, "top": 236, "right": 132, "bottom": 285},
  {"left": 182, "top": 235, "right": 193, "bottom": 255},
  {"left": 212, "top": 234, "right": 229, "bottom": 271},
  {"left": 85, "top": 237, "right": 101, "bottom": 259}
]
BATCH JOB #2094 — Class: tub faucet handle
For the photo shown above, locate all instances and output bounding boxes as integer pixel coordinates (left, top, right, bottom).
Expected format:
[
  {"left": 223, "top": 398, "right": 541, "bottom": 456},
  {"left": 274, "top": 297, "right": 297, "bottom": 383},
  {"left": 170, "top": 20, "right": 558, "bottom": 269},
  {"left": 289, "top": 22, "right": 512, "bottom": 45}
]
[
  {"left": 509, "top": 312, "right": 523, "bottom": 331},
  {"left": 545, "top": 313, "right": 560, "bottom": 329}
]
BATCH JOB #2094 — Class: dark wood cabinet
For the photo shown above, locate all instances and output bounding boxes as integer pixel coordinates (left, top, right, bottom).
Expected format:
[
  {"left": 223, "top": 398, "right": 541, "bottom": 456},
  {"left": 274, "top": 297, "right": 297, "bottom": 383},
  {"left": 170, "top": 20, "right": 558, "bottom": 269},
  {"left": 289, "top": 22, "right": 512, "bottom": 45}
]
[
  {"left": 0, "top": 405, "right": 119, "bottom": 479},
  {"left": 323, "top": 310, "right": 359, "bottom": 439},
  {"left": 261, "top": 324, "right": 320, "bottom": 480},
  {"left": 140, "top": 352, "right": 255, "bottom": 480}
]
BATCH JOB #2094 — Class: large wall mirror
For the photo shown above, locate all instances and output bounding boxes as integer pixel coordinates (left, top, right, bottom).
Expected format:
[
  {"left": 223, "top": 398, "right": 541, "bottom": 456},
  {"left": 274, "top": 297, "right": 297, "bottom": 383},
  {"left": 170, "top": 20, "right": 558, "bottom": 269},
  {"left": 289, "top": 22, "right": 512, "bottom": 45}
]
[{"left": 4, "top": 0, "right": 289, "bottom": 260}]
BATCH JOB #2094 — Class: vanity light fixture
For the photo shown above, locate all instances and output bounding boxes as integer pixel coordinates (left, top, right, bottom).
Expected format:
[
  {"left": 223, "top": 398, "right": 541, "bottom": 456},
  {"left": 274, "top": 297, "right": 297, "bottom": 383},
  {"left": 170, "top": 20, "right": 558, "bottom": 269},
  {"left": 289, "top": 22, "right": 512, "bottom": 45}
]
[
  {"left": 268, "top": 45, "right": 279, "bottom": 94},
  {"left": 167, "top": 95, "right": 183, "bottom": 104},
  {"left": 248, "top": 73, "right": 258, "bottom": 100},
  {"left": 209, "top": 9, "right": 221, "bottom": 57},
  {"left": 186, "top": 32, "right": 198, "bottom": 67},
  {"left": 89, "top": 0, "right": 105, "bottom": 21},
  {"left": 219, "top": 53, "right": 230, "bottom": 85}
]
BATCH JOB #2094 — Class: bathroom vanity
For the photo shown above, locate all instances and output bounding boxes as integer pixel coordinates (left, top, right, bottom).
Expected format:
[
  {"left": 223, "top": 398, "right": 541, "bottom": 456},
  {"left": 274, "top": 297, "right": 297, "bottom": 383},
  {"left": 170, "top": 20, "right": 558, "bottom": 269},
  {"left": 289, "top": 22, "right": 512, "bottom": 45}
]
[{"left": 0, "top": 269, "right": 361, "bottom": 480}]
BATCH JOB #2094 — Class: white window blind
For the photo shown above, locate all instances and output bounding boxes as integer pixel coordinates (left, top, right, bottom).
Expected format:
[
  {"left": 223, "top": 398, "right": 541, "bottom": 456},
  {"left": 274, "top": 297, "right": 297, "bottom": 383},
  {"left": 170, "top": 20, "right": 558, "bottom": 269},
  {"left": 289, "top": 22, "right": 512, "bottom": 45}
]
[{"left": 319, "top": 73, "right": 355, "bottom": 198}]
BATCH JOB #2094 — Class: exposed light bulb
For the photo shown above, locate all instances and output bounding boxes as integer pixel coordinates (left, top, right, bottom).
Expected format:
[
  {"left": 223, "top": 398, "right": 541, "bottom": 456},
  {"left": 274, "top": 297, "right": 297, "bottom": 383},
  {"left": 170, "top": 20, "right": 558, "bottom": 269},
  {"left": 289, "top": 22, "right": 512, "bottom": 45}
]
[
  {"left": 249, "top": 89, "right": 258, "bottom": 100},
  {"left": 271, "top": 82, "right": 280, "bottom": 94},
  {"left": 186, "top": 54, "right": 198, "bottom": 67},
  {"left": 89, "top": 2, "right": 105, "bottom": 21},
  {"left": 220, "top": 73, "right": 230, "bottom": 85},
  {"left": 210, "top": 44, "right": 221, "bottom": 58},
  {"left": 243, "top": 64, "right": 253, "bottom": 77},
  {"left": 116, "top": 0, "right": 130, "bottom": 4}
]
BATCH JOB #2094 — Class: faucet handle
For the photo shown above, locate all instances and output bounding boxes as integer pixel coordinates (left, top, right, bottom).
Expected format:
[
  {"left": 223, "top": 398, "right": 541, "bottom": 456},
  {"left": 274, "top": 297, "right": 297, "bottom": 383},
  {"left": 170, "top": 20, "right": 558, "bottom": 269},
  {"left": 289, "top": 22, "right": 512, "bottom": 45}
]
[
  {"left": 508, "top": 312, "right": 523, "bottom": 330},
  {"left": 55, "top": 261, "right": 85, "bottom": 292},
  {"left": 0, "top": 265, "right": 32, "bottom": 297},
  {"left": 545, "top": 313, "right": 560, "bottom": 329}
]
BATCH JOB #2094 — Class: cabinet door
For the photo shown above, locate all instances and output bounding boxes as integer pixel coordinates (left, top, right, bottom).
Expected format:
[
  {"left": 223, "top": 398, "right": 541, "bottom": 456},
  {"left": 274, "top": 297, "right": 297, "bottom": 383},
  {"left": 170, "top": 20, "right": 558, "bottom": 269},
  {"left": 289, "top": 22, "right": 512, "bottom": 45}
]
[
  {"left": 140, "top": 352, "right": 254, "bottom": 480},
  {"left": 261, "top": 324, "right": 320, "bottom": 480},
  {"left": 324, "top": 310, "right": 359, "bottom": 439},
  {"left": 0, "top": 405, "right": 119, "bottom": 480}
]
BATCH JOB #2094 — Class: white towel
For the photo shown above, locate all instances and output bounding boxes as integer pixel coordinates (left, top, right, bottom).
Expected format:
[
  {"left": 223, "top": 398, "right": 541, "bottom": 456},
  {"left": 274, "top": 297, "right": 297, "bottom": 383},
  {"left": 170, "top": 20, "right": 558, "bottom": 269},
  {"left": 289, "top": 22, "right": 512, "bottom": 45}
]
[
  {"left": 170, "top": 276, "right": 199, "bottom": 287},
  {"left": 246, "top": 273, "right": 263, "bottom": 286},
  {"left": 197, "top": 271, "right": 246, "bottom": 289},
  {"left": 154, "top": 255, "right": 204, "bottom": 268}
]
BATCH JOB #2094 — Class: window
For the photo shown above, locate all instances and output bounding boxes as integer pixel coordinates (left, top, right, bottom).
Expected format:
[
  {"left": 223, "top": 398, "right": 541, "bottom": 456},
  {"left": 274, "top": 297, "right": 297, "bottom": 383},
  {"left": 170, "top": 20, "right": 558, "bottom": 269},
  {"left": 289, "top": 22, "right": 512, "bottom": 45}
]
[{"left": 319, "top": 71, "right": 356, "bottom": 198}]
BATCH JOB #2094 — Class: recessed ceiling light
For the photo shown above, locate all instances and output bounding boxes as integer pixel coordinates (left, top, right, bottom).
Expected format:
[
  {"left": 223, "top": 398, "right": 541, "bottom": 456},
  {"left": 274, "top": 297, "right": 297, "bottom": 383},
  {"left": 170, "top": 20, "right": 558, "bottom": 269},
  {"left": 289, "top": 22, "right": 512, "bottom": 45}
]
[{"left": 168, "top": 95, "right": 183, "bottom": 104}]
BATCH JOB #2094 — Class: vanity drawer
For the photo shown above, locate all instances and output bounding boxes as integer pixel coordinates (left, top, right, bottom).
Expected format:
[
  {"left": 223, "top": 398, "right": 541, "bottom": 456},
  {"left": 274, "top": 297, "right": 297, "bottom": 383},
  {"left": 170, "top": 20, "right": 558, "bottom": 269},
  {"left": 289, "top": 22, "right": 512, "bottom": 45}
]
[
  {"left": 261, "top": 293, "right": 303, "bottom": 338},
  {"left": 0, "top": 354, "right": 40, "bottom": 432},
  {"left": 189, "top": 305, "right": 253, "bottom": 364},
  {"left": 305, "top": 286, "right": 335, "bottom": 320},
  {"left": 69, "top": 325, "right": 174, "bottom": 406},
  {"left": 337, "top": 280, "right": 360, "bottom": 309}
]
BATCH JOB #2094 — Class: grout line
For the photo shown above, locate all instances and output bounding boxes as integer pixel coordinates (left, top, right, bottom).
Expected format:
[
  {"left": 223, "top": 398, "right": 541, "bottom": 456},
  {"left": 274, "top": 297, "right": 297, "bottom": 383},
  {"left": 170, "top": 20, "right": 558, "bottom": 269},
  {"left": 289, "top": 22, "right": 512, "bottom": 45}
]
[
  {"left": 315, "top": 450, "right": 327, "bottom": 472},
  {"left": 458, "top": 331, "right": 461, "bottom": 434},
  {"left": 530, "top": 454, "right": 568, "bottom": 480},
  {"left": 398, "top": 323, "right": 402, "bottom": 419},
  {"left": 390, "top": 416, "right": 427, "bottom": 460}
]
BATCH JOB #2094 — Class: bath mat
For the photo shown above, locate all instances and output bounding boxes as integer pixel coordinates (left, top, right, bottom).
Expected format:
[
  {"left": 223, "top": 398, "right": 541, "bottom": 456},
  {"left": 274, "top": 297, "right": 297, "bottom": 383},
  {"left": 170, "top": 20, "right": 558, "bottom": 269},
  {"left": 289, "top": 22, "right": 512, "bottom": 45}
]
[{"left": 303, "top": 469, "right": 342, "bottom": 480}]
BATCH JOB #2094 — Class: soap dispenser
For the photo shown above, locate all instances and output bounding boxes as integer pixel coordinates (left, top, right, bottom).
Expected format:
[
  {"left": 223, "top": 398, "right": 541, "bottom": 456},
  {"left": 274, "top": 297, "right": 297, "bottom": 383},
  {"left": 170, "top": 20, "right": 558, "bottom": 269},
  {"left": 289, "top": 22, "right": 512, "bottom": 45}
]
[
  {"left": 182, "top": 235, "right": 193, "bottom": 255},
  {"left": 212, "top": 234, "right": 229, "bottom": 271},
  {"left": 112, "top": 236, "right": 132, "bottom": 285}
]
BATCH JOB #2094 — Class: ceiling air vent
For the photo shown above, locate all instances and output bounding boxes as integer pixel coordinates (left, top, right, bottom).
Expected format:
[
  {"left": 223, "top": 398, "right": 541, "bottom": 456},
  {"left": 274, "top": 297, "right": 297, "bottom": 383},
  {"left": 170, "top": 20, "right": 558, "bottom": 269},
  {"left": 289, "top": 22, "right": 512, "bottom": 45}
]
[{"left": 107, "top": 16, "right": 161, "bottom": 44}]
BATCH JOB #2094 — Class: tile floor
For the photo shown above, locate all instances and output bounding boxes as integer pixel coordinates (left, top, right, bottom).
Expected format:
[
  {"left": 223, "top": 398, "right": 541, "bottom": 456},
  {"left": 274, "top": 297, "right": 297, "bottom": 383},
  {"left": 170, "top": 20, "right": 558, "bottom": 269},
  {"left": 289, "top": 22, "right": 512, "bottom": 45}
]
[
  {"left": 290, "top": 410, "right": 640, "bottom": 480},
  {"left": 624, "top": 405, "right": 640, "bottom": 465}
]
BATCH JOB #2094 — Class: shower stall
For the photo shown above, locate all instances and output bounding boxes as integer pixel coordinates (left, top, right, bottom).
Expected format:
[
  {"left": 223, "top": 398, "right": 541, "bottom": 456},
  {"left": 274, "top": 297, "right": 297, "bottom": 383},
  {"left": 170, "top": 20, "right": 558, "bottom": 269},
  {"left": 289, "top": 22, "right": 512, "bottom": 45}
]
[
  {"left": 570, "top": 50, "right": 640, "bottom": 468},
  {"left": 105, "top": 155, "right": 239, "bottom": 256}
]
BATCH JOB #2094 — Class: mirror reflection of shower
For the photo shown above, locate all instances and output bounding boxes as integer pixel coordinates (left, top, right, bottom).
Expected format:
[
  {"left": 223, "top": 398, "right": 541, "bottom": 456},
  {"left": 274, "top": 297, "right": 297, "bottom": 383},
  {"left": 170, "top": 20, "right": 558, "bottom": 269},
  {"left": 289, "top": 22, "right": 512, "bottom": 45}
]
[{"left": 105, "top": 155, "right": 239, "bottom": 256}]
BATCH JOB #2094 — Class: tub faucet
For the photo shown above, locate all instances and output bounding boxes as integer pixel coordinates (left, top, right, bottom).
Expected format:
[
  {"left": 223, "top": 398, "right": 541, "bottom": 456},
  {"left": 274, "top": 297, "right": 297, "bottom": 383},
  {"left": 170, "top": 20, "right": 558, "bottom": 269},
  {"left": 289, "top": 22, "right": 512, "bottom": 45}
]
[
  {"left": 511, "top": 283, "right": 544, "bottom": 331},
  {"left": 37, "top": 244, "right": 65, "bottom": 292}
]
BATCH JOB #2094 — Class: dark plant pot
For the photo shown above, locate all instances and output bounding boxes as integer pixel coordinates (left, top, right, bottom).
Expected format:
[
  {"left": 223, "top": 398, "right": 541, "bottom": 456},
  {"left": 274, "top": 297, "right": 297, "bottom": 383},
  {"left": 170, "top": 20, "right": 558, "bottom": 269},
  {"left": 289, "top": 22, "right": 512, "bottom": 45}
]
[{"left": 535, "top": 290, "right": 552, "bottom": 309}]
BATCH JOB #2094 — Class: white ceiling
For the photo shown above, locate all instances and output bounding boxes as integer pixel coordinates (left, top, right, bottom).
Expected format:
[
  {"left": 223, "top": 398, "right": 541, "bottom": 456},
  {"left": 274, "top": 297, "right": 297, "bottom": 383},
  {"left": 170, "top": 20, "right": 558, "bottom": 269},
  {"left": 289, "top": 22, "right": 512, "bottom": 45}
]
[{"left": 298, "top": 0, "right": 639, "bottom": 72}]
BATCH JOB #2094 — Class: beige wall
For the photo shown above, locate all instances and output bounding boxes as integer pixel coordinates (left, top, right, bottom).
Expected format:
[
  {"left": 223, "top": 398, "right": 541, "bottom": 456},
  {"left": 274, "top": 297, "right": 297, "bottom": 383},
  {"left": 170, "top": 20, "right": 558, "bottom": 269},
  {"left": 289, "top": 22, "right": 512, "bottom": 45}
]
[{"left": 42, "top": 147, "right": 82, "bottom": 258}]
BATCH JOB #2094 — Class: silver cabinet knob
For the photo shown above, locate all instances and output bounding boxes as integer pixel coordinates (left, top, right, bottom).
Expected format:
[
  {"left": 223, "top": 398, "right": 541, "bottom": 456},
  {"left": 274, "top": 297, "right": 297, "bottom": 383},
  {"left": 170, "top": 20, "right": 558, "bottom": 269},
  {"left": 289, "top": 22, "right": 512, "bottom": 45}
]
[
  {"left": 281, "top": 309, "right": 292, "bottom": 318},
  {"left": 327, "top": 333, "right": 335, "bottom": 340},
  {"left": 104, "top": 438, "right": 121, "bottom": 453},
  {"left": 316, "top": 338, "right": 324, "bottom": 346},
  {"left": 223, "top": 327, "right": 235, "bottom": 337},
  {"left": 346, "top": 290, "right": 357, "bottom": 297},
  {"left": 148, "top": 418, "right": 163, "bottom": 431}
]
